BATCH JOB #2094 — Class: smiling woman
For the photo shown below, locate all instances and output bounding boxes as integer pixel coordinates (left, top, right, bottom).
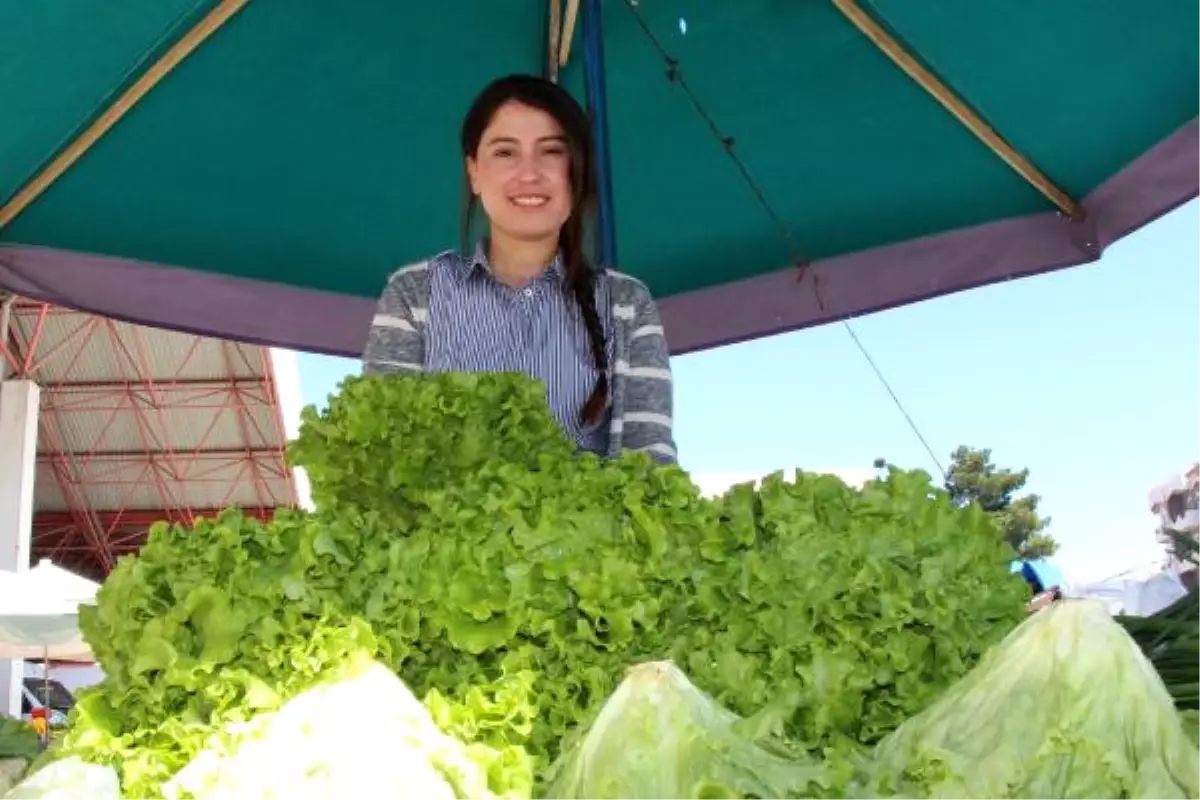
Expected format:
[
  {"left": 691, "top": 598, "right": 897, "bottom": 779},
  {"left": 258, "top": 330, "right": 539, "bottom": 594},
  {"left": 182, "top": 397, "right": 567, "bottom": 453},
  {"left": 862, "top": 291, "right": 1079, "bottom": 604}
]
[{"left": 362, "top": 75, "right": 678, "bottom": 464}]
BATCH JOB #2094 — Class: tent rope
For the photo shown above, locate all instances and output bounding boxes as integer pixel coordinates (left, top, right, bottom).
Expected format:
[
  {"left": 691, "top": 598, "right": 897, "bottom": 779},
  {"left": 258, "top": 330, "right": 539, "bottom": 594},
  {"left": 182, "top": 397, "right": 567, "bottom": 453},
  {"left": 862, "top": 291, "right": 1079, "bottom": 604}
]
[{"left": 622, "top": 0, "right": 948, "bottom": 479}]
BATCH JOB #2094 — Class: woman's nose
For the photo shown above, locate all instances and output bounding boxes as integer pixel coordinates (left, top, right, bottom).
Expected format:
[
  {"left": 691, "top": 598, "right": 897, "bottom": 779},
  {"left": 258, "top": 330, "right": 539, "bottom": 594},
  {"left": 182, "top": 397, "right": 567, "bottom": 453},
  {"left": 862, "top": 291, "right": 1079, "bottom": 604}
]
[{"left": 515, "top": 159, "right": 541, "bottom": 181}]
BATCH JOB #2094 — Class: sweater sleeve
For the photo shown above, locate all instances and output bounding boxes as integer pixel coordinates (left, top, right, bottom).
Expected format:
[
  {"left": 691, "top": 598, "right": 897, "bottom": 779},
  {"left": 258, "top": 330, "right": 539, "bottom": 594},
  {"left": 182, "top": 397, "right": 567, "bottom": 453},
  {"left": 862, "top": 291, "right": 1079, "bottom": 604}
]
[
  {"left": 617, "top": 283, "right": 678, "bottom": 464},
  {"left": 361, "top": 264, "right": 428, "bottom": 375}
]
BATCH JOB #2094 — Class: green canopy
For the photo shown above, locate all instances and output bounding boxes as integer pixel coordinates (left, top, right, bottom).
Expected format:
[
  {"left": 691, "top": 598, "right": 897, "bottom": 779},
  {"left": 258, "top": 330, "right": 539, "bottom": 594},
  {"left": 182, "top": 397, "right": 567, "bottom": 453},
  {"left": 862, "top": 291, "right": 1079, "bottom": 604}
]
[{"left": 1, "top": 0, "right": 1195, "bottom": 356}]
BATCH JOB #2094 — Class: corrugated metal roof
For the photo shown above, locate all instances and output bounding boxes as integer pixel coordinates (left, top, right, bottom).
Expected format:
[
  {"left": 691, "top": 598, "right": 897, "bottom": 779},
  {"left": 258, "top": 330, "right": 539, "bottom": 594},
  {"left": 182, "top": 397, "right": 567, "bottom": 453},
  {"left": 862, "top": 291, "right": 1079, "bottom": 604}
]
[
  {"left": 44, "top": 399, "right": 282, "bottom": 456},
  {"left": 2, "top": 298, "right": 298, "bottom": 578},
  {"left": 35, "top": 454, "right": 292, "bottom": 511}
]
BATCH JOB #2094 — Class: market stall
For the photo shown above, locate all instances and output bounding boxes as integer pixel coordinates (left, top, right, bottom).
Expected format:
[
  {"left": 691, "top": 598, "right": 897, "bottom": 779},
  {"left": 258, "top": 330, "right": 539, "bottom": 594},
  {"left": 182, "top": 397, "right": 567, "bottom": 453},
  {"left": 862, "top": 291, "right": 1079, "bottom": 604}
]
[
  {"left": 0, "top": 559, "right": 98, "bottom": 789},
  {"left": 0, "top": 560, "right": 97, "bottom": 736},
  {"left": 0, "top": 559, "right": 97, "bottom": 664},
  {"left": 0, "top": 1, "right": 1196, "bottom": 798}
]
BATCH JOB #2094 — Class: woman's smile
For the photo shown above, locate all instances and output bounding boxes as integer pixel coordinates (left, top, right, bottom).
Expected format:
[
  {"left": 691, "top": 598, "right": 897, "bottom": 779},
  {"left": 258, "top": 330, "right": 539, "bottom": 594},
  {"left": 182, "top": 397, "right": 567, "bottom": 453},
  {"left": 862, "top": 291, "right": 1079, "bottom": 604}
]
[{"left": 509, "top": 194, "right": 550, "bottom": 208}]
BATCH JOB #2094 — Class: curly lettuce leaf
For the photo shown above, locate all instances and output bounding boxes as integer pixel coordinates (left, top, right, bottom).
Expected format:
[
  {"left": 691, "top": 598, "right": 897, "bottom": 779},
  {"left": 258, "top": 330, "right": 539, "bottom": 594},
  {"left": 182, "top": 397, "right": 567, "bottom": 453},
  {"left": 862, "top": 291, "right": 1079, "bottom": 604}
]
[{"left": 60, "top": 373, "right": 1031, "bottom": 795}]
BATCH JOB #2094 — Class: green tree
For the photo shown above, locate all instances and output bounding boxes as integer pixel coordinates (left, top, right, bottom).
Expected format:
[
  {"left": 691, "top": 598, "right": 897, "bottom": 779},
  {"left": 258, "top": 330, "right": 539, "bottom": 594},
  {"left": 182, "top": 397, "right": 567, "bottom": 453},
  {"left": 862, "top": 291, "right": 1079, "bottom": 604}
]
[{"left": 943, "top": 446, "right": 1056, "bottom": 559}]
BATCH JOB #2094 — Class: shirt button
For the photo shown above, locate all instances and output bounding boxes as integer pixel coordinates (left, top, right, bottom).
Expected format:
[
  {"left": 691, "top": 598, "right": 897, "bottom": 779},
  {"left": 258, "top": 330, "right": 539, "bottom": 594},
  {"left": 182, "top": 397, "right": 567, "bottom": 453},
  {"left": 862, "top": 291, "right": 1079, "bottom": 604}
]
[{"left": 523, "top": 288, "right": 534, "bottom": 298}]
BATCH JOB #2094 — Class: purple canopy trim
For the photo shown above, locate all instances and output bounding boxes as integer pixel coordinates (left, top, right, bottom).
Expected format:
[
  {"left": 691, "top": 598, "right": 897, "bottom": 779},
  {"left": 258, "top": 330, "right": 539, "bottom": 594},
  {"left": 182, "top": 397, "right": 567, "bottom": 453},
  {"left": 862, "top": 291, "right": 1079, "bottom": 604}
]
[
  {"left": 0, "top": 119, "right": 1195, "bottom": 358},
  {"left": 0, "top": 246, "right": 376, "bottom": 358},
  {"left": 659, "top": 118, "right": 1198, "bottom": 354}
]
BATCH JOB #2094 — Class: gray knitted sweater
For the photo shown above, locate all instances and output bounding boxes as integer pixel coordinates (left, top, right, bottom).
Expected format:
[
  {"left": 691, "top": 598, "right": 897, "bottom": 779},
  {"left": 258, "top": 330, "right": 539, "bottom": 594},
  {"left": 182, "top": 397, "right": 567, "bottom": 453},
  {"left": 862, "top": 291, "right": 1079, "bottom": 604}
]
[{"left": 362, "top": 252, "right": 677, "bottom": 463}]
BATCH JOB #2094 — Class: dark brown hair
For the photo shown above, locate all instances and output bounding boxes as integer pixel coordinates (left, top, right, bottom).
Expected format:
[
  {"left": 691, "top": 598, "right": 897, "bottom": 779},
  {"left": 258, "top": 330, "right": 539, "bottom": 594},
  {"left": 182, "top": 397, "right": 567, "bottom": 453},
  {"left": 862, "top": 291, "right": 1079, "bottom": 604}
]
[{"left": 460, "top": 74, "right": 608, "bottom": 425}]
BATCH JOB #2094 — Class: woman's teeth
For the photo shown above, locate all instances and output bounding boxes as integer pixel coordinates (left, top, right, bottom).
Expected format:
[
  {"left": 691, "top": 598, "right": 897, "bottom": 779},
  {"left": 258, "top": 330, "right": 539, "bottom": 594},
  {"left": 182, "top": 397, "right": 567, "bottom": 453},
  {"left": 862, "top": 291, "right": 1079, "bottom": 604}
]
[{"left": 511, "top": 196, "right": 549, "bottom": 207}]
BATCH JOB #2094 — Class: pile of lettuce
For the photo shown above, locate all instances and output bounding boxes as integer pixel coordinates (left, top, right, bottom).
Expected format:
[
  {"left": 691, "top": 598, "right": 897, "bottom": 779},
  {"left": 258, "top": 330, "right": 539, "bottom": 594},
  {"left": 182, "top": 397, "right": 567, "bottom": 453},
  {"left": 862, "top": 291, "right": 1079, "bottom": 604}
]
[
  {"left": 52, "top": 373, "right": 1030, "bottom": 797},
  {"left": 292, "top": 373, "right": 1028, "bottom": 756},
  {"left": 57, "top": 518, "right": 537, "bottom": 799}
]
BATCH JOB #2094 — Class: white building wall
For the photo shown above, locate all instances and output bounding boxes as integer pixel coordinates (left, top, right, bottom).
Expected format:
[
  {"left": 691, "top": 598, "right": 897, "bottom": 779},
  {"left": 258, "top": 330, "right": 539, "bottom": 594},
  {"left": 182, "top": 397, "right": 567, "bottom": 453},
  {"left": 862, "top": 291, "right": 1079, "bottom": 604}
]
[{"left": 268, "top": 349, "right": 314, "bottom": 511}]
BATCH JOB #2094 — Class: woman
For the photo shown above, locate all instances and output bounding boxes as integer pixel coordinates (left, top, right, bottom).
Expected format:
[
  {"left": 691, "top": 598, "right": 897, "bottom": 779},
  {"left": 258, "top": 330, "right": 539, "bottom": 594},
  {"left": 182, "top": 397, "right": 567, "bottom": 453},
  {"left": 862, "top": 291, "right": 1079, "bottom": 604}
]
[{"left": 362, "top": 74, "right": 677, "bottom": 464}]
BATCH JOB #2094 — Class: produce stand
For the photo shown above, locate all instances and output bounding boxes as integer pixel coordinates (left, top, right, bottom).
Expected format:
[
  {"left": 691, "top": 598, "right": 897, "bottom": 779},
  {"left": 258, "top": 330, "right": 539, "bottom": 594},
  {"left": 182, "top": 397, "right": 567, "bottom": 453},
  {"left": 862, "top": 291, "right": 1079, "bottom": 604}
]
[{"left": 0, "top": 2, "right": 1196, "bottom": 797}]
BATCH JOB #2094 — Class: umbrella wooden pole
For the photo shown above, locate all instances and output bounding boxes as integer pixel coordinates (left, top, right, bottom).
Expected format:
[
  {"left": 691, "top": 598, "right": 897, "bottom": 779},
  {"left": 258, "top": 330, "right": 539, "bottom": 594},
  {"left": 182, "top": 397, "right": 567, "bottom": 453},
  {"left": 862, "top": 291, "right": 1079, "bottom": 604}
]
[
  {"left": 547, "top": 0, "right": 563, "bottom": 82},
  {"left": 831, "top": 0, "right": 1082, "bottom": 220},
  {"left": 0, "top": 0, "right": 252, "bottom": 231},
  {"left": 559, "top": 0, "right": 581, "bottom": 67}
]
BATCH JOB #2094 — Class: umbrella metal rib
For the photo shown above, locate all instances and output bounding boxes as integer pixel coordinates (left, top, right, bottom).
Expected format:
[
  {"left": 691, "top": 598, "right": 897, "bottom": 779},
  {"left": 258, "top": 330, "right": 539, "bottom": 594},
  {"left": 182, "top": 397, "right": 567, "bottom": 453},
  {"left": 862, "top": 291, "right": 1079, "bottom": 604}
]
[
  {"left": 0, "top": 0, "right": 251, "bottom": 231},
  {"left": 830, "top": 0, "right": 1082, "bottom": 220}
]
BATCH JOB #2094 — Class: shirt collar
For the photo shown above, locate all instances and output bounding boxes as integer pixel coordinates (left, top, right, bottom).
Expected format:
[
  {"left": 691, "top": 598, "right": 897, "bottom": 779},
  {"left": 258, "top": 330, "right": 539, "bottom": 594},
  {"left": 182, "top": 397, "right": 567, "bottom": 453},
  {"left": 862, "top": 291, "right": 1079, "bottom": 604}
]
[{"left": 458, "top": 239, "right": 565, "bottom": 285}]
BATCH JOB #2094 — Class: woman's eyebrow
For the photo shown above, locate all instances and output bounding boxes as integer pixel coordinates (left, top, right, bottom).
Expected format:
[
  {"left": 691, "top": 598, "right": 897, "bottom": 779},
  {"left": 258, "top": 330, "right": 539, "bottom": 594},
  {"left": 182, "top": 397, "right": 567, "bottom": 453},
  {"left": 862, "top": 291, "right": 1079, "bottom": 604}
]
[
  {"left": 483, "top": 135, "right": 520, "bottom": 147},
  {"left": 483, "top": 134, "right": 567, "bottom": 147}
]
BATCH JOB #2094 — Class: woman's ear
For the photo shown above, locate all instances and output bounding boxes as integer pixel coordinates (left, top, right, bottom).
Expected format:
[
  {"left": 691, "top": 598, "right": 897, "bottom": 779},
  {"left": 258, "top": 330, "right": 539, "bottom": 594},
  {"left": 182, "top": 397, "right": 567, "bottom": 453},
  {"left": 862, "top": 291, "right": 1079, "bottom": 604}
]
[{"left": 465, "top": 156, "right": 480, "bottom": 196}]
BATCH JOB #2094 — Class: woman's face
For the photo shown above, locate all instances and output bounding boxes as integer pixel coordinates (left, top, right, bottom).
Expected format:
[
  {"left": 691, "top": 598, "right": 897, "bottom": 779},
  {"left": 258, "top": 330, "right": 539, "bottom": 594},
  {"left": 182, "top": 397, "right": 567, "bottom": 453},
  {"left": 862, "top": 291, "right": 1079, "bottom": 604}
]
[{"left": 467, "top": 100, "right": 573, "bottom": 246}]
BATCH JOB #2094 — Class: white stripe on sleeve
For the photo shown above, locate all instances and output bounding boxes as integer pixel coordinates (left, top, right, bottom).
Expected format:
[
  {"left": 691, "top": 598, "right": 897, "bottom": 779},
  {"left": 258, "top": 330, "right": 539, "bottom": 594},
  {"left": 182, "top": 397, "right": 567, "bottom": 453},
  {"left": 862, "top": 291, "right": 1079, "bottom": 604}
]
[
  {"left": 615, "top": 360, "right": 671, "bottom": 380},
  {"left": 370, "top": 359, "right": 423, "bottom": 372},
  {"left": 637, "top": 442, "right": 678, "bottom": 459},
  {"left": 624, "top": 411, "right": 673, "bottom": 428},
  {"left": 630, "top": 324, "right": 664, "bottom": 340},
  {"left": 372, "top": 313, "right": 415, "bottom": 332}
]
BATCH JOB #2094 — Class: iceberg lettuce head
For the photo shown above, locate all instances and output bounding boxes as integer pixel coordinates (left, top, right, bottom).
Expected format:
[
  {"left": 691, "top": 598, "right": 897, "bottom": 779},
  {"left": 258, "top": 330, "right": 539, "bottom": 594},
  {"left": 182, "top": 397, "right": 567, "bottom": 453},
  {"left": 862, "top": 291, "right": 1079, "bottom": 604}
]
[{"left": 864, "top": 600, "right": 1200, "bottom": 799}]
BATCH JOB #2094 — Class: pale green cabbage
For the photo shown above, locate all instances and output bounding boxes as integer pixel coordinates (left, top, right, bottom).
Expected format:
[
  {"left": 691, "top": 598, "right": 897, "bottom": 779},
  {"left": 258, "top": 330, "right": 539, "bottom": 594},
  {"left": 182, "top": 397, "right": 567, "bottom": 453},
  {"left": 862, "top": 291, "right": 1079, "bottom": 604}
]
[
  {"left": 1182, "top": 710, "right": 1199, "bottom": 748},
  {"left": 5, "top": 757, "right": 119, "bottom": 799},
  {"left": 864, "top": 599, "right": 1200, "bottom": 799},
  {"left": 545, "top": 661, "right": 829, "bottom": 799},
  {"left": 162, "top": 658, "right": 503, "bottom": 800}
]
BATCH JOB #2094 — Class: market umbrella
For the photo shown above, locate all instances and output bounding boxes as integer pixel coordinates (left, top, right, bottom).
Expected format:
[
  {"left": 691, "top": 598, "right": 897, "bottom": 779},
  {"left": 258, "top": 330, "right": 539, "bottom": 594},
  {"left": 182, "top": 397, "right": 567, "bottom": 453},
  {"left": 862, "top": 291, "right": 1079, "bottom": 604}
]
[
  {"left": 0, "top": 0, "right": 1195, "bottom": 357},
  {"left": 0, "top": 559, "right": 98, "bottom": 662}
]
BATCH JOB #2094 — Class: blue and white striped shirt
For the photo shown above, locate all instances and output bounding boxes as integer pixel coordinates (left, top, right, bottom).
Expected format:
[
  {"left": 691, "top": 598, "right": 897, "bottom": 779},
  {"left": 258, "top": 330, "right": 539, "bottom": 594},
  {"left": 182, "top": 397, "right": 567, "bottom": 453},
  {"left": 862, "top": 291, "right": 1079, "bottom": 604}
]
[
  {"left": 362, "top": 246, "right": 677, "bottom": 463},
  {"left": 425, "top": 247, "right": 612, "bottom": 453}
]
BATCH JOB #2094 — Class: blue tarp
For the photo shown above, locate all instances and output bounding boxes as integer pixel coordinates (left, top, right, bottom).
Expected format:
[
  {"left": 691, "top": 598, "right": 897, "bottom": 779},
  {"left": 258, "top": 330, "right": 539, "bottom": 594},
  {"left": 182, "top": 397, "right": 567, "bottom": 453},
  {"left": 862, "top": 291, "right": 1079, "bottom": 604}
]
[{"left": 1010, "top": 559, "right": 1065, "bottom": 593}]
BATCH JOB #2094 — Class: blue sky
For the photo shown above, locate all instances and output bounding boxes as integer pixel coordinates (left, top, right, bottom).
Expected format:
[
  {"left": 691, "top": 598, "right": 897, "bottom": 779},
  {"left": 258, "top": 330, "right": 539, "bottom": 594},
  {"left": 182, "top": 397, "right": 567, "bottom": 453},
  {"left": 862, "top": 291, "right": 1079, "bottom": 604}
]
[{"left": 296, "top": 200, "right": 1198, "bottom": 585}]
